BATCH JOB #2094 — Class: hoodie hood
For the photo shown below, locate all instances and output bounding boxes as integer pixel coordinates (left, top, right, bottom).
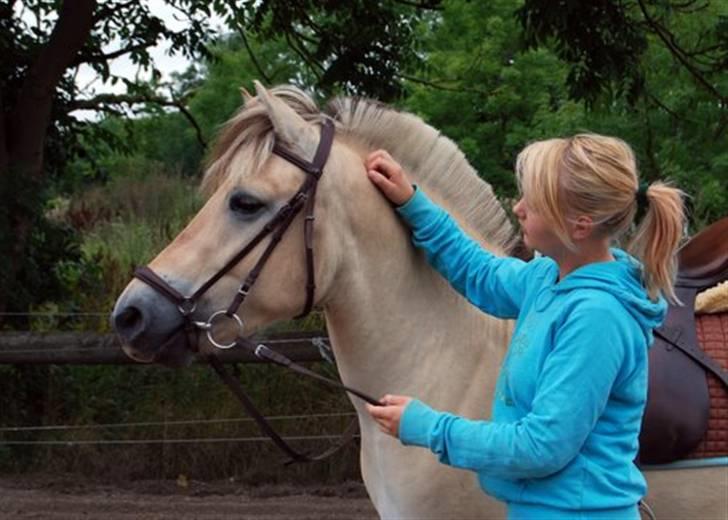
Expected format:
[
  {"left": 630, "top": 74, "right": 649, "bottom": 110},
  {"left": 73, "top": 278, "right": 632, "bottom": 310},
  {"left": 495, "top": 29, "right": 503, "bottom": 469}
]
[{"left": 537, "top": 248, "right": 667, "bottom": 345}]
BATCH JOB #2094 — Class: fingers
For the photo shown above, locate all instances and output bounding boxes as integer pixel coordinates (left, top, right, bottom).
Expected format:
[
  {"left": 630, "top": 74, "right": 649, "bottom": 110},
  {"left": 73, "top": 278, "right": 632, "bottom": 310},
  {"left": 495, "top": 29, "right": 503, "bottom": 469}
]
[
  {"left": 367, "top": 156, "right": 398, "bottom": 179},
  {"left": 383, "top": 394, "right": 411, "bottom": 406},
  {"left": 364, "top": 152, "right": 414, "bottom": 206},
  {"left": 365, "top": 149, "right": 394, "bottom": 171},
  {"left": 364, "top": 394, "right": 413, "bottom": 439},
  {"left": 366, "top": 151, "right": 403, "bottom": 181},
  {"left": 365, "top": 403, "right": 396, "bottom": 436},
  {"left": 365, "top": 402, "right": 390, "bottom": 420},
  {"left": 366, "top": 167, "right": 395, "bottom": 189}
]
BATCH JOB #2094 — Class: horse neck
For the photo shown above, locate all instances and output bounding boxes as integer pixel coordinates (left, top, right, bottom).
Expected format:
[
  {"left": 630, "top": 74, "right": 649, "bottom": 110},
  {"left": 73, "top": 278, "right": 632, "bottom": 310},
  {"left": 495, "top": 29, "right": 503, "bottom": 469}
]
[{"left": 322, "top": 194, "right": 512, "bottom": 418}]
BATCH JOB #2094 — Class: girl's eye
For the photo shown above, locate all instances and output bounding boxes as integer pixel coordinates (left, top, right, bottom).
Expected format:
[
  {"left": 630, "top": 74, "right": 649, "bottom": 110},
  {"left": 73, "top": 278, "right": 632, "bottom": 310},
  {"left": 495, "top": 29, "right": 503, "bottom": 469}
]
[{"left": 229, "top": 192, "right": 266, "bottom": 215}]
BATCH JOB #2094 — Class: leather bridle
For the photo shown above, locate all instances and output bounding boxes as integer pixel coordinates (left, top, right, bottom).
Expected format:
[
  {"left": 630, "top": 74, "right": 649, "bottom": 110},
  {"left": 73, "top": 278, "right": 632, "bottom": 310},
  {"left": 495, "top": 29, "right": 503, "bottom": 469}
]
[
  {"left": 132, "top": 119, "right": 380, "bottom": 463},
  {"left": 134, "top": 119, "right": 335, "bottom": 347}
]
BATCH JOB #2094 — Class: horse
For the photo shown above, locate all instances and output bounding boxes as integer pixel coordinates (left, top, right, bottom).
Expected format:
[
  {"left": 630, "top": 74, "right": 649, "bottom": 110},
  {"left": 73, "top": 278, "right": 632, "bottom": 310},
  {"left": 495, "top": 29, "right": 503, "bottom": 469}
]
[{"left": 112, "top": 82, "right": 728, "bottom": 519}]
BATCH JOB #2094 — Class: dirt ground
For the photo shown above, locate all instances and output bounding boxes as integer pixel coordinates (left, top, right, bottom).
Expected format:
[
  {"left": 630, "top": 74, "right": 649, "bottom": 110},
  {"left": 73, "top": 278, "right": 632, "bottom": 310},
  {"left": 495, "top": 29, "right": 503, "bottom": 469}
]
[{"left": 0, "top": 475, "right": 378, "bottom": 519}]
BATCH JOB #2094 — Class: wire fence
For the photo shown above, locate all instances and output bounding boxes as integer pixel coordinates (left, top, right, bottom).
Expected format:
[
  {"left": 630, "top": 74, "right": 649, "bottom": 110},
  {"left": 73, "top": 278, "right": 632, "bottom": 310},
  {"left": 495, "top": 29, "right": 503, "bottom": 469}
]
[
  {"left": 0, "top": 328, "right": 351, "bottom": 454},
  {"left": 0, "top": 412, "right": 357, "bottom": 432},
  {"left": 0, "top": 412, "right": 359, "bottom": 446},
  {"left": 0, "top": 434, "right": 361, "bottom": 446},
  {"left": 0, "top": 330, "right": 331, "bottom": 364},
  {"left": 0, "top": 312, "right": 110, "bottom": 317}
]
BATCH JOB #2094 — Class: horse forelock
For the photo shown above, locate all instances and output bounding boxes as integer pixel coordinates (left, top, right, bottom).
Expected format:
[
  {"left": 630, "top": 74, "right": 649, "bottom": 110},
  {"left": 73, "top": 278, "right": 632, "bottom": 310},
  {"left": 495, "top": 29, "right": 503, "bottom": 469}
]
[
  {"left": 201, "top": 85, "right": 515, "bottom": 254},
  {"left": 201, "top": 85, "right": 324, "bottom": 197}
]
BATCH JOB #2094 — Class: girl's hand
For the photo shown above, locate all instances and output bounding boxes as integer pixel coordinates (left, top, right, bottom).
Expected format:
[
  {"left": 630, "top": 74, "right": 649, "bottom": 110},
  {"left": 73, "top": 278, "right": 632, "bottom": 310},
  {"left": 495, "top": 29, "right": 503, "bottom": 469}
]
[
  {"left": 365, "top": 150, "right": 415, "bottom": 206},
  {"left": 365, "top": 394, "right": 413, "bottom": 438}
]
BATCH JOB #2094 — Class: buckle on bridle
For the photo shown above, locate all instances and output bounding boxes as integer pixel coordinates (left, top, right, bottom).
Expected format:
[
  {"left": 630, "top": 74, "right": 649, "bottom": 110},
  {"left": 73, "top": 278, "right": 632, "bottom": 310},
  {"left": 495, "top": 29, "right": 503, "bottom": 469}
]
[
  {"left": 203, "top": 310, "right": 245, "bottom": 350},
  {"left": 178, "top": 299, "right": 197, "bottom": 316}
]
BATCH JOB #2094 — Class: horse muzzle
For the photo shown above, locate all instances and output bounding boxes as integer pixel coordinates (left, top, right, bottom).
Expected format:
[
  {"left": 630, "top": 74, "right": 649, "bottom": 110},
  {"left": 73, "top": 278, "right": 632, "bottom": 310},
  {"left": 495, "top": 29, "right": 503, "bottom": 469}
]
[{"left": 112, "top": 282, "right": 196, "bottom": 368}]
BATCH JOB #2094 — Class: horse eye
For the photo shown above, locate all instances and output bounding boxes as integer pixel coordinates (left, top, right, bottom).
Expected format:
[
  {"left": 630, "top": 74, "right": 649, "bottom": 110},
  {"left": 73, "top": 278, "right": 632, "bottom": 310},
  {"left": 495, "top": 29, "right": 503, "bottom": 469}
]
[{"left": 229, "top": 192, "right": 266, "bottom": 215}]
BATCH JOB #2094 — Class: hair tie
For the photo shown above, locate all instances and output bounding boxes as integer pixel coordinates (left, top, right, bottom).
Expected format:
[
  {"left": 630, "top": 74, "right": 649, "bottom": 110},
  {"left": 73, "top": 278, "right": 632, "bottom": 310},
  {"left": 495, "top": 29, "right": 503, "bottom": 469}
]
[{"left": 635, "top": 182, "right": 649, "bottom": 220}]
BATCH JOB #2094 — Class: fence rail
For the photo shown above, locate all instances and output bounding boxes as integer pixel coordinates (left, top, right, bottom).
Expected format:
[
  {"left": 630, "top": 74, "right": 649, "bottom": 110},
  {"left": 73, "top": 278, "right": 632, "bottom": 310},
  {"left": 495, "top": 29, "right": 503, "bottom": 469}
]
[{"left": 0, "top": 331, "right": 329, "bottom": 365}]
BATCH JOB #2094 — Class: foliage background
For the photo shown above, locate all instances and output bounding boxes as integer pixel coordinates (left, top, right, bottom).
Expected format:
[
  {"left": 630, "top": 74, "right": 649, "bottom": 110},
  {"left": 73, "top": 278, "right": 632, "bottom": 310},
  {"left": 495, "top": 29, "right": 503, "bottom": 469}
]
[{"left": 0, "top": 0, "right": 725, "bottom": 482}]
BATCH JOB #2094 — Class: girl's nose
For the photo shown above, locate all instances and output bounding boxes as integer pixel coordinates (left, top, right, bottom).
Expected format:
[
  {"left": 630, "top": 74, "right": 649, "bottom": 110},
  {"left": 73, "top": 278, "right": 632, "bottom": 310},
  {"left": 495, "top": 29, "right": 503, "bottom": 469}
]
[{"left": 513, "top": 197, "right": 525, "bottom": 217}]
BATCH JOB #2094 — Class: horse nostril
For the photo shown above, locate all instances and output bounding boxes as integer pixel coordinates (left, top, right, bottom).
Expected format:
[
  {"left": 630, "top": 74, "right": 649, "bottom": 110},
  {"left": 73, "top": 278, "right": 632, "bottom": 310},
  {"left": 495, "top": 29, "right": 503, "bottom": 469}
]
[{"left": 114, "top": 306, "right": 145, "bottom": 341}]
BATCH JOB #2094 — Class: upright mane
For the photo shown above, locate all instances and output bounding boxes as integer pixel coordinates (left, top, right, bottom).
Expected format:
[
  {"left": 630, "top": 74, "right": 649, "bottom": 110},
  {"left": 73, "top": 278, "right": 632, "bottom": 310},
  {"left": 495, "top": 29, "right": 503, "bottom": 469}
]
[
  {"left": 327, "top": 96, "right": 515, "bottom": 254},
  {"left": 202, "top": 85, "right": 515, "bottom": 254}
]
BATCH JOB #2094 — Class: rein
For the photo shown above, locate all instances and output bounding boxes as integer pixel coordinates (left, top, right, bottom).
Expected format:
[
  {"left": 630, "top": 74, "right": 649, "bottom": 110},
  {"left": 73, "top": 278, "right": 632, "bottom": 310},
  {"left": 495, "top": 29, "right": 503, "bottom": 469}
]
[{"left": 133, "top": 119, "right": 381, "bottom": 464}]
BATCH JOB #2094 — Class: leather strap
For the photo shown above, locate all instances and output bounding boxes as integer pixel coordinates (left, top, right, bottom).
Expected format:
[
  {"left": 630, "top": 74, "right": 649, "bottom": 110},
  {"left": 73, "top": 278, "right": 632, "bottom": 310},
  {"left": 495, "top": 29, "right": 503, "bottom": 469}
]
[
  {"left": 272, "top": 119, "right": 334, "bottom": 179},
  {"left": 654, "top": 325, "right": 728, "bottom": 388},
  {"left": 225, "top": 184, "right": 312, "bottom": 316},
  {"left": 134, "top": 266, "right": 187, "bottom": 307},
  {"left": 208, "top": 349, "right": 368, "bottom": 464},
  {"left": 295, "top": 180, "right": 319, "bottom": 319},
  {"left": 190, "top": 190, "right": 307, "bottom": 302},
  {"left": 235, "top": 336, "right": 382, "bottom": 406}
]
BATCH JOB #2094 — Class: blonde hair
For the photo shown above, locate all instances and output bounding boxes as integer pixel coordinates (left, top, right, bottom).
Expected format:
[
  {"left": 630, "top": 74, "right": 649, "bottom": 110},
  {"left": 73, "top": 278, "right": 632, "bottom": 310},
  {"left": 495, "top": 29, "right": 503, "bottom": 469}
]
[{"left": 515, "top": 133, "right": 685, "bottom": 302}]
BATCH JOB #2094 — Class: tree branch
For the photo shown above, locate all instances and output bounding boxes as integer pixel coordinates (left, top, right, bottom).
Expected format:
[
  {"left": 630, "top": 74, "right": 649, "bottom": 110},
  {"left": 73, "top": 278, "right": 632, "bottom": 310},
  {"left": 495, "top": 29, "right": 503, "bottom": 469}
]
[
  {"left": 641, "top": 94, "right": 662, "bottom": 179},
  {"left": 645, "top": 91, "right": 684, "bottom": 121},
  {"left": 637, "top": 0, "right": 725, "bottom": 103},
  {"left": 668, "top": 0, "right": 702, "bottom": 9},
  {"left": 714, "top": 113, "right": 727, "bottom": 140},
  {"left": 669, "top": 0, "right": 710, "bottom": 14},
  {"left": 396, "top": 72, "right": 494, "bottom": 96},
  {"left": 0, "top": 90, "right": 7, "bottom": 174},
  {"left": 75, "top": 41, "right": 155, "bottom": 65},
  {"left": 70, "top": 93, "right": 207, "bottom": 150},
  {"left": 284, "top": 32, "right": 323, "bottom": 78},
  {"left": 93, "top": 0, "right": 137, "bottom": 22},
  {"left": 224, "top": 1, "right": 271, "bottom": 84},
  {"left": 392, "top": 0, "right": 443, "bottom": 10}
]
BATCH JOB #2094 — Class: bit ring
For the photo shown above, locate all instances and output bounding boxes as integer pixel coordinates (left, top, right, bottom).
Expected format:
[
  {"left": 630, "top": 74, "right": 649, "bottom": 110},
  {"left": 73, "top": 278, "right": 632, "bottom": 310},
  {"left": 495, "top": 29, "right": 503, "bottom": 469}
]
[{"left": 205, "top": 310, "right": 244, "bottom": 349}]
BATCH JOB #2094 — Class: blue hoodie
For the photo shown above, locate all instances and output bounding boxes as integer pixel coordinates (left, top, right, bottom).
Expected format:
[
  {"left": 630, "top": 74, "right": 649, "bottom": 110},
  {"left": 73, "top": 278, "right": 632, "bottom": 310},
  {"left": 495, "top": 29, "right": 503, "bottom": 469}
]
[{"left": 395, "top": 189, "right": 667, "bottom": 518}]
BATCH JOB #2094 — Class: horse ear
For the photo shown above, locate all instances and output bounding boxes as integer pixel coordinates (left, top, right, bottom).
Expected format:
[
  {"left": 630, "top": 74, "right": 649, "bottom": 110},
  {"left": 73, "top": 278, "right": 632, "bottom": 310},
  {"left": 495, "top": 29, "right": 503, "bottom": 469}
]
[
  {"left": 253, "top": 81, "right": 319, "bottom": 161},
  {"left": 240, "top": 86, "right": 253, "bottom": 104}
]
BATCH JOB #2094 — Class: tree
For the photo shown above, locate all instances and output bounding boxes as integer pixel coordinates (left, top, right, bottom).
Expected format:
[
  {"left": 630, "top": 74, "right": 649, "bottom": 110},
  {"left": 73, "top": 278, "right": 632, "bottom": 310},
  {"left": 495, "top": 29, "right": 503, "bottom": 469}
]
[
  {"left": 1, "top": 0, "right": 207, "bottom": 315},
  {"left": 517, "top": 0, "right": 727, "bottom": 106},
  {"left": 516, "top": 0, "right": 727, "bottom": 224},
  {"left": 0, "top": 0, "right": 432, "bottom": 315},
  {"left": 402, "top": 0, "right": 726, "bottom": 226}
]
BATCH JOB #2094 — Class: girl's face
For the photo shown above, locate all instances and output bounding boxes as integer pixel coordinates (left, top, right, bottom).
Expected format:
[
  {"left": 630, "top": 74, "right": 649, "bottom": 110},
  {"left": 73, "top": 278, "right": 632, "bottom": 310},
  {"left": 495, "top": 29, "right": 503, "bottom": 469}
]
[{"left": 512, "top": 197, "right": 565, "bottom": 257}]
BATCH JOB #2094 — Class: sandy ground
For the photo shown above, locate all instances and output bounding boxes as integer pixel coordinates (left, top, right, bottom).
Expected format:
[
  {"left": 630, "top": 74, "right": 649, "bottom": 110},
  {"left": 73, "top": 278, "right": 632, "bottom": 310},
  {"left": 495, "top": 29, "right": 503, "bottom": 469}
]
[{"left": 0, "top": 475, "right": 378, "bottom": 519}]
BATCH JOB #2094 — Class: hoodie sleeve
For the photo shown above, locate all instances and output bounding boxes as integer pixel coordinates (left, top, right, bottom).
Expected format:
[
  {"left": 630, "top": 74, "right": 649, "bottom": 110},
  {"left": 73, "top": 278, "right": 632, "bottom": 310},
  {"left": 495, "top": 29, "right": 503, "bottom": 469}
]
[
  {"left": 396, "top": 187, "right": 531, "bottom": 319},
  {"left": 398, "top": 299, "right": 628, "bottom": 479}
]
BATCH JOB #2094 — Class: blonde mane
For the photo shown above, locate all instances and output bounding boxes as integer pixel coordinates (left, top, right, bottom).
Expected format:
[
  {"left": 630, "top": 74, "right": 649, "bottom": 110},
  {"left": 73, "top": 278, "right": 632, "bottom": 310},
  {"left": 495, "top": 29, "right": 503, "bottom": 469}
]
[{"left": 203, "top": 85, "right": 515, "bottom": 254}]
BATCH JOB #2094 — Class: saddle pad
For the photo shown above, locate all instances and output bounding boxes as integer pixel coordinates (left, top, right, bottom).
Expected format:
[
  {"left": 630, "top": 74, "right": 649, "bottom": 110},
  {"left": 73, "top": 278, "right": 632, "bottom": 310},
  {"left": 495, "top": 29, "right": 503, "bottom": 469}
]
[{"left": 686, "top": 312, "right": 728, "bottom": 459}]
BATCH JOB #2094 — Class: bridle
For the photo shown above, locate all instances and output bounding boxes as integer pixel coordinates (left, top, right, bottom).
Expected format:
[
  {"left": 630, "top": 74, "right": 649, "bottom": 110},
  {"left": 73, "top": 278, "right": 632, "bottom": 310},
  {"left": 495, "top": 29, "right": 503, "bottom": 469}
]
[
  {"left": 132, "top": 118, "right": 381, "bottom": 463},
  {"left": 134, "top": 119, "right": 335, "bottom": 348}
]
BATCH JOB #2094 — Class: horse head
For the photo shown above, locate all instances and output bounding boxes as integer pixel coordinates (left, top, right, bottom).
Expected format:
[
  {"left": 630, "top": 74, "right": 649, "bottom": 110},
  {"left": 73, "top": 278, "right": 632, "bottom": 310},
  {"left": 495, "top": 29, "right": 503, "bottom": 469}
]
[{"left": 111, "top": 82, "right": 374, "bottom": 366}]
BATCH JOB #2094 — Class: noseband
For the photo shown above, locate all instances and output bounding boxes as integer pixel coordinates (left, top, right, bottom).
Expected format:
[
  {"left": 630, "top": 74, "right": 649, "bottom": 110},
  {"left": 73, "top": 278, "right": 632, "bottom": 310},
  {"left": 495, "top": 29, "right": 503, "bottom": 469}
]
[
  {"left": 131, "top": 119, "right": 380, "bottom": 464},
  {"left": 134, "top": 119, "right": 335, "bottom": 349}
]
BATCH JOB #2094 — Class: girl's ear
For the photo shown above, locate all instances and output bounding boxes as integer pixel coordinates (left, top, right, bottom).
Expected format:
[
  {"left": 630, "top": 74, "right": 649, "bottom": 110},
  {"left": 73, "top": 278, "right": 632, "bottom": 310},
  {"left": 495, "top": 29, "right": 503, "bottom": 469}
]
[{"left": 571, "top": 215, "right": 595, "bottom": 241}]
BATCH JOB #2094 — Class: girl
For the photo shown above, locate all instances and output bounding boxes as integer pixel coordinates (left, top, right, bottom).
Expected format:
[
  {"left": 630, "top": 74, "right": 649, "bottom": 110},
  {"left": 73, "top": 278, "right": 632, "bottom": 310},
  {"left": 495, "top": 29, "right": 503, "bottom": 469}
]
[{"left": 364, "top": 134, "right": 685, "bottom": 520}]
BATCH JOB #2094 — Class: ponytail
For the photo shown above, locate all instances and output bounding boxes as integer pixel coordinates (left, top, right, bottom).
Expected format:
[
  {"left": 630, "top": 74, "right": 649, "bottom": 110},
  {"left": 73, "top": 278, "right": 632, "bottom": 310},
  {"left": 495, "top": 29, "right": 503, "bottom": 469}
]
[{"left": 628, "top": 182, "right": 685, "bottom": 303}]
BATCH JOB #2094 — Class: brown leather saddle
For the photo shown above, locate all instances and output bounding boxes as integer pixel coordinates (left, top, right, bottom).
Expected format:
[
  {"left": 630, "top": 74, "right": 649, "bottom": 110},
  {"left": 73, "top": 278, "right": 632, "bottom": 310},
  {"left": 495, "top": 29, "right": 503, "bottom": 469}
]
[{"left": 637, "top": 216, "right": 728, "bottom": 464}]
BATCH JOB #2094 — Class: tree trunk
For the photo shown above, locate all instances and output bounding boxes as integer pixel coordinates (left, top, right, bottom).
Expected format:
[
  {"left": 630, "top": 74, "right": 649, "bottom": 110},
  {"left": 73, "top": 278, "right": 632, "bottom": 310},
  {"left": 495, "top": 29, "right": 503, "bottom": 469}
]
[
  {"left": 0, "top": 0, "right": 96, "bottom": 315},
  {"left": 0, "top": 91, "right": 7, "bottom": 177}
]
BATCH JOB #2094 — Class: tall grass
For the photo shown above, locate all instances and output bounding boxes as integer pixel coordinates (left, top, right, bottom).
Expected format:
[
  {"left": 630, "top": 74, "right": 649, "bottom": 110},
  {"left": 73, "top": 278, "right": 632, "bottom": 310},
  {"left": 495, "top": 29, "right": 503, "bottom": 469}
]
[
  {"left": 4, "top": 163, "right": 348, "bottom": 483},
  {"left": 35, "top": 169, "right": 203, "bottom": 332}
]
